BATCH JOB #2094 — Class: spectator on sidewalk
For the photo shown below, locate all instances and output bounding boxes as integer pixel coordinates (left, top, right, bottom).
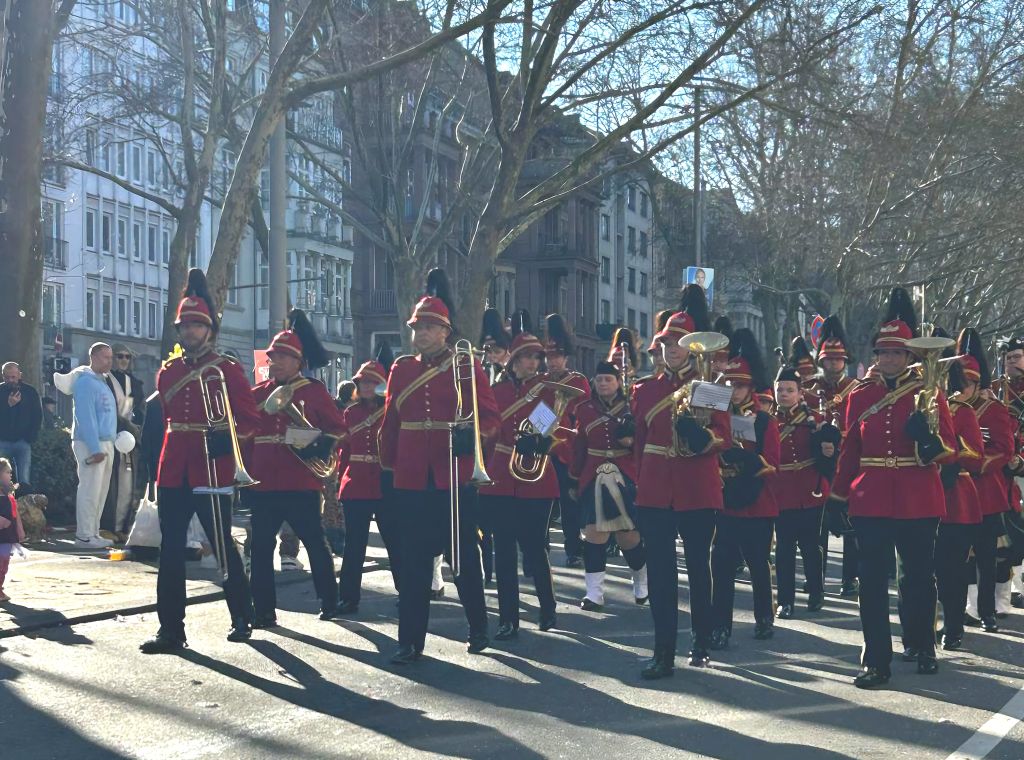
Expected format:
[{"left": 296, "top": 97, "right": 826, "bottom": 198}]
[
  {"left": 41, "top": 396, "right": 66, "bottom": 429},
  {"left": 72, "top": 343, "right": 118, "bottom": 549},
  {"left": 0, "top": 457, "right": 26, "bottom": 602},
  {"left": 0, "top": 362, "right": 42, "bottom": 483},
  {"left": 103, "top": 344, "right": 146, "bottom": 539}
]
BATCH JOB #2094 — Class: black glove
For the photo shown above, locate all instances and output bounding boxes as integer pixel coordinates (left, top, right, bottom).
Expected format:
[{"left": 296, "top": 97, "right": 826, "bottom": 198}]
[
  {"left": 297, "top": 434, "right": 333, "bottom": 461},
  {"left": 205, "top": 430, "right": 232, "bottom": 460},
  {"left": 1004, "top": 455, "right": 1024, "bottom": 478},
  {"left": 380, "top": 470, "right": 394, "bottom": 497},
  {"left": 814, "top": 423, "right": 843, "bottom": 447},
  {"left": 451, "top": 426, "right": 475, "bottom": 457},
  {"left": 940, "top": 463, "right": 962, "bottom": 490},
  {"left": 675, "top": 414, "right": 711, "bottom": 453},
  {"left": 905, "top": 412, "right": 944, "bottom": 463},
  {"left": 721, "top": 446, "right": 757, "bottom": 468},
  {"left": 810, "top": 426, "right": 839, "bottom": 478},
  {"left": 514, "top": 433, "right": 550, "bottom": 457},
  {"left": 615, "top": 414, "right": 636, "bottom": 440},
  {"left": 824, "top": 497, "right": 854, "bottom": 537}
]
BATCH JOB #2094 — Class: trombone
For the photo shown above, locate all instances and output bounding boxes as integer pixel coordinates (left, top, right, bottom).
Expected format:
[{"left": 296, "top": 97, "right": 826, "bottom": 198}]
[
  {"left": 450, "top": 339, "right": 493, "bottom": 577},
  {"left": 194, "top": 364, "right": 259, "bottom": 580}
]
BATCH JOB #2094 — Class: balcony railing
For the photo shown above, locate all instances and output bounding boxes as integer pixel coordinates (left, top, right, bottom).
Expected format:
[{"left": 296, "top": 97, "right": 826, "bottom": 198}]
[
  {"left": 44, "top": 237, "right": 68, "bottom": 270},
  {"left": 369, "top": 289, "right": 396, "bottom": 314}
]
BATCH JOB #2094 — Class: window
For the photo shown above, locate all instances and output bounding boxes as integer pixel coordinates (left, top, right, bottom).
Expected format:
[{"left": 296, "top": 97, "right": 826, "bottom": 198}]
[
  {"left": 640, "top": 230, "right": 648, "bottom": 258},
  {"left": 147, "top": 224, "right": 157, "bottom": 263},
  {"left": 627, "top": 226, "right": 636, "bottom": 254},
  {"left": 259, "top": 251, "right": 269, "bottom": 309},
  {"left": 132, "top": 221, "right": 142, "bottom": 260},
  {"left": 161, "top": 229, "right": 170, "bottom": 264},
  {"left": 148, "top": 301, "right": 157, "bottom": 339},
  {"left": 101, "top": 213, "right": 112, "bottom": 252},
  {"left": 601, "top": 299, "right": 611, "bottom": 324},
  {"left": 116, "top": 142, "right": 126, "bottom": 177},
  {"left": 86, "top": 290, "right": 96, "bottom": 329},
  {"left": 627, "top": 267, "right": 636, "bottom": 293},
  {"left": 117, "top": 218, "right": 127, "bottom": 256},
  {"left": 147, "top": 151, "right": 156, "bottom": 186},
  {"left": 601, "top": 256, "right": 611, "bottom": 284},
  {"left": 628, "top": 308, "right": 636, "bottom": 329},
  {"left": 640, "top": 311, "right": 649, "bottom": 338},
  {"left": 627, "top": 186, "right": 636, "bottom": 211},
  {"left": 42, "top": 283, "right": 64, "bottom": 325},
  {"left": 132, "top": 299, "right": 142, "bottom": 335},
  {"left": 85, "top": 210, "right": 96, "bottom": 249},
  {"left": 131, "top": 144, "right": 141, "bottom": 183},
  {"left": 640, "top": 191, "right": 649, "bottom": 218},
  {"left": 85, "top": 129, "right": 98, "bottom": 167},
  {"left": 101, "top": 294, "right": 112, "bottom": 331},
  {"left": 640, "top": 272, "right": 648, "bottom": 297},
  {"left": 117, "top": 296, "right": 127, "bottom": 333},
  {"left": 600, "top": 214, "right": 610, "bottom": 241},
  {"left": 227, "top": 264, "right": 238, "bottom": 305}
]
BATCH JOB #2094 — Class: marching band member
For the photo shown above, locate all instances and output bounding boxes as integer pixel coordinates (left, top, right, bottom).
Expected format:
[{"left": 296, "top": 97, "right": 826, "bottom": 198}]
[
  {"left": 790, "top": 336, "right": 817, "bottom": 385},
  {"left": 993, "top": 337, "right": 1024, "bottom": 611},
  {"left": 826, "top": 287, "right": 956, "bottom": 687},
  {"left": 772, "top": 364, "right": 836, "bottom": 620},
  {"left": 960, "top": 328, "right": 1015, "bottom": 633},
  {"left": 710, "top": 328, "right": 780, "bottom": 647},
  {"left": 640, "top": 310, "right": 674, "bottom": 384},
  {"left": 807, "top": 316, "right": 860, "bottom": 597},
  {"left": 710, "top": 316, "right": 733, "bottom": 378},
  {"left": 140, "top": 269, "right": 260, "bottom": 654},
  {"left": 336, "top": 351, "right": 401, "bottom": 615},
  {"left": 248, "top": 310, "right": 345, "bottom": 627},
  {"left": 543, "top": 313, "right": 591, "bottom": 569},
  {"left": 484, "top": 319, "right": 561, "bottom": 639},
  {"left": 571, "top": 334, "right": 647, "bottom": 611},
  {"left": 632, "top": 285, "right": 731, "bottom": 679},
  {"left": 379, "top": 269, "right": 499, "bottom": 663}
]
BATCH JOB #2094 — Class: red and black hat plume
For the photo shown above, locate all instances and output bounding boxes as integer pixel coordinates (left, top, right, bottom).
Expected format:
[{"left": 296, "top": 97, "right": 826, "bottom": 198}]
[
  {"left": 678, "top": 284, "right": 710, "bottom": 332},
  {"left": 480, "top": 308, "right": 512, "bottom": 350},
  {"left": 285, "top": 308, "right": 329, "bottom": 370}
]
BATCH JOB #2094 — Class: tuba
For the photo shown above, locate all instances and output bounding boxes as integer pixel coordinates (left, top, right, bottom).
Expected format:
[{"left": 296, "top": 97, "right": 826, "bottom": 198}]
[
  {"left": 671, "top": 331, "right": 730, "bottom": 454},
  {"left": 906, "top": 334, "right": 956, "bottom": 436},
  {"left": 262, "top": 383, "right": 338, "bottom": 479},
  {"left": 510, "top": 379, "right": 586, "bottom": 483}
]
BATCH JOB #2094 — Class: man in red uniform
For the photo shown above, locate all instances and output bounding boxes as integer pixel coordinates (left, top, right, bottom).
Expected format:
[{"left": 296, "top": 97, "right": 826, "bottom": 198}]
[
  {"left": 140, "top": 269, "right": 261, "bottom": 654},
  {"left": 958, "top": 328, "right": 1015, "bottom": 633},
  {"left": 248, "top": 310, "right": 345, "bottom": 628},
  {"left": 992, "top": 337, "right": 1024, "bottom": 610},
  {"left": 807, "top": 315, "right": 860, "bottom": 597},
  {"left": 632, "top": 285, "right": 731, "bottom": 679},
  {"left": 826, "top": 287, "right": 956, "bottom": 687},
  {"left": 379, "top": 269, "right": 499, "bottom": 663},
  {"left": 543, "top": 313, "right": 591, "bottom": 569},
  {"left": 337, "top": 355, "right": 401, "bottom": 614}
]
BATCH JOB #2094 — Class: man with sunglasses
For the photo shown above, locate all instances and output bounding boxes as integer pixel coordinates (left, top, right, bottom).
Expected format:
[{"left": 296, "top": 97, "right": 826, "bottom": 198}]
[{"left": 103, "top": 344, "right": 146, "bottom": 539}]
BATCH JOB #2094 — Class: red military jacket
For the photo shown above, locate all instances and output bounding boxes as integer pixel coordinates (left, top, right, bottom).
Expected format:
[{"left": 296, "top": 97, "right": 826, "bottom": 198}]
[
  {"left": 772, "top": 404, "right": 830, "bottom": 510},
  {"left": 832, "top": 368, "right": 956, "bottom": 519},
  {"left": 544, "top": 368, "right": 591, "bottom": 467},
  {"left": 992, "top": 375, "right": 1024, "bottom": 511},
  {"left": 804, "top": 374, "right": 859, "bottom": 435},
  {"left": 156, "top": 348, "right": 261, "bottom": 489},
  {"left": 570, "top": 393, "right": 636, "bottom": 492},
  {"left": 338, "top": 399, "right": 386, "bottom": 501},
  {"left": 379, "top": 347, "right": 499, "bottom": 490},
  {"left": 482, "top": 374, "right": 561, "bottom": 499},
  {"left": 249, "top": 375, "right": 345, "bottom": 492},
  {"left": 943, "top": 397, "right": 984, "bottom": 525},
  {"left": 970, "top": 394, "right": 1014, "bottom": 516},
  {"left": 722, "top": 398, "right": 780, "bottom": 519},
  {"left": 632, "top": 363, "right": 731, "bottom": 511}
]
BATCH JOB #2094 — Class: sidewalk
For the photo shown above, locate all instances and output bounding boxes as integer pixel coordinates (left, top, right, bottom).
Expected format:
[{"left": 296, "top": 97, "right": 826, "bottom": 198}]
[{"left": 0, "top": 526, "right": 387, "bottom": 638}]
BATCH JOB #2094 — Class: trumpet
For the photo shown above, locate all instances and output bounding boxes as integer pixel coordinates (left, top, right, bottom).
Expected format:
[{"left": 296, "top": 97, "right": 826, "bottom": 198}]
[
  {"left": 510, "top": 380, "right": 586, "bottom": 483},
  {"left": 906, "top": 335, "right": 956, "bottom": 436},
  {"left": 450, "top": 339, "right": 493, "bottom": 577},
  {"left": 671, "top": 331, "right": 730, "bottom": 454},
  {"left": 194, "top": 364, "right": 258, "bottom": 581},
  {"left": 262, "top": 383, "right": 338, "bottom": 479}
]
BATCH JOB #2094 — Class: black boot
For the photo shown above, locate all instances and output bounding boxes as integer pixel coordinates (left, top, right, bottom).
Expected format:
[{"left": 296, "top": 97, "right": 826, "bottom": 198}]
[
  {"left": 901, "top": 646, "right": 920, "bottom": 662},
  {"left": 390, "top": 645, "right": 421, "bottom": 665},
  {"left": 840, "top": 580, "right": 859, "bottom": 598},
  {"left": 252, "top": 611, "right": 278, "bottom": 629},
  {"left": 539, "top": 611, "right": 558, "bottom": 632},
  {"left": 854, "top": 666, "right": 891, "bottom": 689},
  {"left": 227, "top": 617, "right": 252, "bottom": 642},
  {"left": 468, "top": 630, "right": 490, "bottom": 654},
  {"left": 776, "top": 604, "right": 794, "bottom": 619},
  {"left": 641, "top": 647, "right": 675, "bottom": 680},
  {"left": 139, "top": 632, "right": 186, "bottom": 654},
  {"left": 981, "top": 616, "right": 1000, "bottom": 633},
  {"left": 941, "top": 633, "right": 963, "bottom": 651},
  {"left": 336, "top": 600, "right": 360, "bottom": 615},
  {"left": 688, "top": 644, "right": 711, "bottom": 668},
  {"left": 709, "top": 627, "right": 730, "bottom": 650},
  {"left": 753, "top": 619, "right": 774, "bottom": 640},
  {"left": 917, "top": 652, "right": 939, "bottom": 675},
  {"left": 494, "top": 622, "right": 519, "bottom": 641},
  {"left": 806, "top": 595, "right": 824, "bottom": 612}
]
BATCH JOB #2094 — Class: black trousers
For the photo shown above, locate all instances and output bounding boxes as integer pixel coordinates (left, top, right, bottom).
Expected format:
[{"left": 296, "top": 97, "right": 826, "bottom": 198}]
[
  {"left": 712, "top": 514, "right": 775, "bottom": 630},
  {"left": 553, "top": 459, "right": 583, "bottom": 560},
  {"left": 934, "top": 522, "right": 978, "bottom": 639},
  {"left": 339, "top": 498, "right": 401, "bottom": 603},
  {"left": 395, "top": 485, "right": 488, "bottom": 651},
  {"left": 973, "top": 512, "right": 1005, "bottom": 618},
  {"left": 821, "top": 522, "right": 859, "bottom": 586},
  {"left": 776, "top": 507, "right": 824, "bottom": 606},
  {"left": 852, "top": 516, "right": 938, "bottom": 668},
  {"left": 637, "top": 507, "right": 717, "bottom": 654},
  {"left": 156, "top": 487, "right": 252, "bottom": 639},
  {"left": 250, "top": 490, "right": 338, "bottom": 616},
  {"left": 491, "top": 496, "right": 556, "bottom": 625},
  {"left": 478, "top": 498, "right": 494, "bottom": 583}
]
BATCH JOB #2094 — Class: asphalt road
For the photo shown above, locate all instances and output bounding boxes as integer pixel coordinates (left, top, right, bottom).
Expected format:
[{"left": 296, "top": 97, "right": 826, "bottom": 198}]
[{"left": 0, "top": 546, "right": 1022, "bottom": 760}]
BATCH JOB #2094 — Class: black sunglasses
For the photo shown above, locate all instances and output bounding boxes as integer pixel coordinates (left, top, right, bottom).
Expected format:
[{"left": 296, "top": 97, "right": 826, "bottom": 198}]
[{"left": 115, "top": 353, "right": 131, "bottom": 359}]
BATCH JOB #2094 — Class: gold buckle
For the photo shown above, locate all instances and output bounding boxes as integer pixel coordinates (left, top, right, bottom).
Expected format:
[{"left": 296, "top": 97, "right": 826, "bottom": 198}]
[
  {"left": 884, "top": 456, "right": 898, "bottom": 468},
  {"left": 423, "top": 419, "right": 433, "bottom": 430}
]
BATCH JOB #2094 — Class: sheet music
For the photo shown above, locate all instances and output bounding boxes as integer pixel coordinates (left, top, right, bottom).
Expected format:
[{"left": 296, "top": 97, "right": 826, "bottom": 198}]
[
  {"left": 730, "top": 414, "right": 757, "bottom": 442},
  {"left": 528, "top": 400, "right": 558, "bottom": 436},
  {"left": 690, "top": 381, "right": 733, "bottom": 411}
]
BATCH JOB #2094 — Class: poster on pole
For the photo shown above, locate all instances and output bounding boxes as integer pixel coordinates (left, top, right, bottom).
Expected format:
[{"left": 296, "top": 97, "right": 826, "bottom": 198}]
[
  {"left": 253, "top": 350, "right": 271, "bottom": 384},
  {"left": 684, "top": 266, "right": 714, "bottom": 309}
]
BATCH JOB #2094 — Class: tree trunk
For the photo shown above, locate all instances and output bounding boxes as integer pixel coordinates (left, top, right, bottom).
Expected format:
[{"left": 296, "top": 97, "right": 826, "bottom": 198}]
[
  {"left": 0, "top": 1, "right": 58, "bottom": 387},
  {"left": 459, "top": 223, "right": 504, "bottom": 343},
  {"left": 160, "top": 206, "right": 200, "bottom": 356},
  {"left": 391, "top": 255, "right": 423, "bottom": 353}
]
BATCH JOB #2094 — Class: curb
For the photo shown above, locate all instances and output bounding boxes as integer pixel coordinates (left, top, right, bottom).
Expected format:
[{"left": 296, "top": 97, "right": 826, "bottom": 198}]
[{"left": 0, "top": 559, "right": 386, "bottom": 640}]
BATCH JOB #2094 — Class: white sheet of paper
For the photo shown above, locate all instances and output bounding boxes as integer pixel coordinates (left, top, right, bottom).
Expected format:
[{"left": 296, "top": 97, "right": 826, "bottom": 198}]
[
  {"left": 730, "top": 414, "right": 757, "bottom": 442},
  {"left": 528, "top": 400, "right": 558, "bottom": 436},
  {"left": 690, "top": 381, "right": 733, "bottom": 411},
  {"left": 285, "top": 426, "right": 320, "bottom": 447}
]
